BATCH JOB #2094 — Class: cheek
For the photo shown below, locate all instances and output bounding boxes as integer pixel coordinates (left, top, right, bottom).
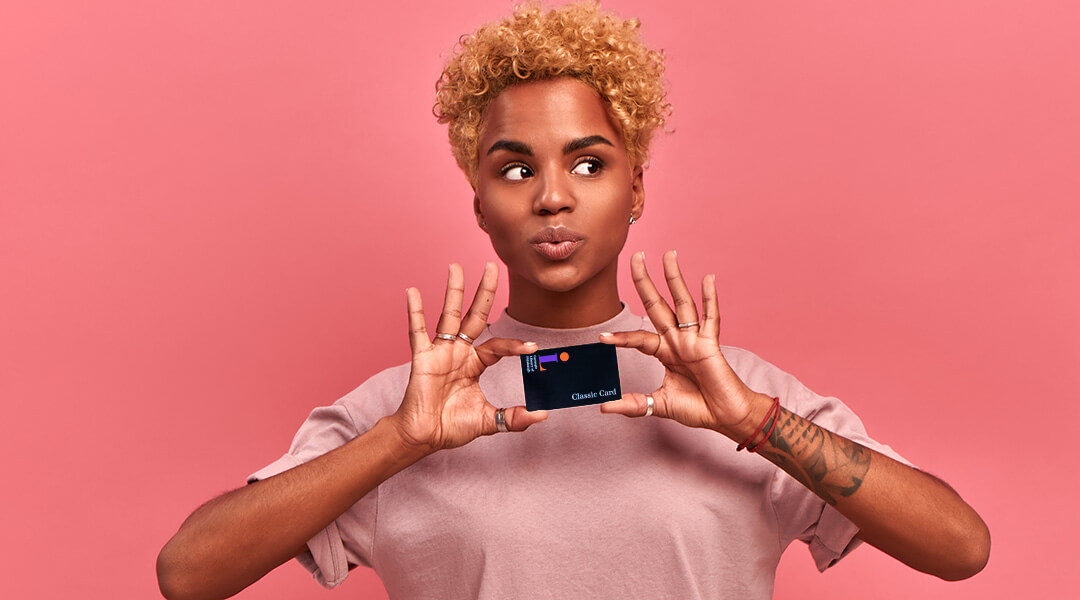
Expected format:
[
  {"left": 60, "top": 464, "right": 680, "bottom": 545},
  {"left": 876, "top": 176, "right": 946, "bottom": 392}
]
[
  {"left": 594, "top": 181, "right": 635, "bottom": 219},
  {"left": 479, "top": 200, "right": 521, "bottom": 236},
  {"left": 475, "top": 198, "right": 524, "bottom": 256}
]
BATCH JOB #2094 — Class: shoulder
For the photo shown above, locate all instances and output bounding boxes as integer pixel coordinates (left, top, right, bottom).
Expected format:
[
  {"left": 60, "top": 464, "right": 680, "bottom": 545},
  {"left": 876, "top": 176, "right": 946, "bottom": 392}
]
[
  {"left": 722, "top": 345, "right": 909, "bottom": 463},
  {"left": 719, "top": 345, "right": 800, "bottom": 393},
  {"left": 719, "top": 345, "right": 838, "bottom": 421},
  {"left": 332, "top": 362, "right": 412, "bottom": 432}
]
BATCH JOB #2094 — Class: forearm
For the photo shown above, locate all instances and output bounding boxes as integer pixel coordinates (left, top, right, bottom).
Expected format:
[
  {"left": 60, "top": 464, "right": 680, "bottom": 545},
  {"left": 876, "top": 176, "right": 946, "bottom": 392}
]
[
  {"left": 732, "top": 393, "right": 990, "bottom": 580},
  {"left": 157, "top": 416, "right": 431, "bottom": 600}
]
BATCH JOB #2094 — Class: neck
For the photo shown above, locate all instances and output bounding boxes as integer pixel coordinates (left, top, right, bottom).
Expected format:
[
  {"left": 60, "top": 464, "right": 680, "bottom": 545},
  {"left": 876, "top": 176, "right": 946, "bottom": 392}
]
[{"left": 505, "top": 263, "right": 623, "bottom": 329}]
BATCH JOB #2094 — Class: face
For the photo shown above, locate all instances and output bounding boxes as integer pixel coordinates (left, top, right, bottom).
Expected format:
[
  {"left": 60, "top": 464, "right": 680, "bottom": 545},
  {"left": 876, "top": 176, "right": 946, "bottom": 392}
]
[{"left": 474, "top": 77, "right": 644, "bottom": 295}]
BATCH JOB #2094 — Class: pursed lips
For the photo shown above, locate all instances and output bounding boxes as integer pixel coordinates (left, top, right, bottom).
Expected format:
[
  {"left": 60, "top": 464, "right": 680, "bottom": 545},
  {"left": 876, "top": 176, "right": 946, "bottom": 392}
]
[{"left": 529, "top": 226, "right": 585, "bottom": 260}]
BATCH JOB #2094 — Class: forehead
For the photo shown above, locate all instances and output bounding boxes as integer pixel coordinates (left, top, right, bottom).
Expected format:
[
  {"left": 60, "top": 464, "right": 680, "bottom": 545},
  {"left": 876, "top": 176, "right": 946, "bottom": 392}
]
[{"left": 478, "top": 78, "right": 625, "bottom": 152}]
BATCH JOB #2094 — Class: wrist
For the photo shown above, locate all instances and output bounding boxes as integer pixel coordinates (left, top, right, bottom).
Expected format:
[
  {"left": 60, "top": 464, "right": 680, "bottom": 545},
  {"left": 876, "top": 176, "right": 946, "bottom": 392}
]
[
  {"left": 719, "top": 392, "right": 776, "bottom": 443},
  {"left": 376, "top": 415, "right": 438, "bottom": 463}
]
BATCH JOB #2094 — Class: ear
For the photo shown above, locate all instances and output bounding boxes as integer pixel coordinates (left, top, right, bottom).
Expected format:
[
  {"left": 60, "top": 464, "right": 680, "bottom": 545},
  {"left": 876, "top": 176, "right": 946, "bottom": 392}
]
[
  {"left": 630, "top": 166, "right": 645, "bottom": 222},
  {"left": 473, "top": 193, "right": 487, "bottom": 231}
]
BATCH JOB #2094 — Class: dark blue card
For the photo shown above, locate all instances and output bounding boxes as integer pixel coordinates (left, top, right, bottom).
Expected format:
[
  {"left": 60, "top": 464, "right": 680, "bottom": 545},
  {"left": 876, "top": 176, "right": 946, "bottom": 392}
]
[{"left": 520, "top": 342, "right": 621, "bottom": 411}]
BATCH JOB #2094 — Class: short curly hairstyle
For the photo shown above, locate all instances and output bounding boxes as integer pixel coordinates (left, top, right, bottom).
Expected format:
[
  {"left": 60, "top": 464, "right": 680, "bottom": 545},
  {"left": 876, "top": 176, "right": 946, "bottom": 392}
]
[{"left": 434, "top": 1, "right": 670, "bottom": 185}]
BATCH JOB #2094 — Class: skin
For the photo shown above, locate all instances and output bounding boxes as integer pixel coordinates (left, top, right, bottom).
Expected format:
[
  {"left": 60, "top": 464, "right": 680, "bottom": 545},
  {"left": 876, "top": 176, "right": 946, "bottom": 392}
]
[
  {"left": 473, "top": 78, "right": 643, "bottom": 329},
  {"left": 597, "top": 251, "right": 990, "bottom": 580},
  {"left": 156, "top": 77, "right": 989, "bottom": 600}
]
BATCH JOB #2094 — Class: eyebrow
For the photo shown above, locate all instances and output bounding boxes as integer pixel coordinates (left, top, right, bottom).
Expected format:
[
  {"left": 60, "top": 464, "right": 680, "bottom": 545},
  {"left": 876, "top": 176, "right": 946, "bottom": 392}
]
[
  {"left": 486, "top": 139, "right": 534, "bottom": 156},
  {"left": 563, "top": 135, "right": 614, "bottom": 154},
  {"left": 485, "top": 135, "right": 615, "bottom": 156}
]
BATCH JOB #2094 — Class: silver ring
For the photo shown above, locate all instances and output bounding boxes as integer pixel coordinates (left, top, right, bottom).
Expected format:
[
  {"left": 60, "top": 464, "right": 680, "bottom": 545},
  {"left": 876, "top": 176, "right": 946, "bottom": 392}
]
[
  {"left": 677, "top": 321, "right": 699, "bottom": 329},
  {"left": 435, "top": 333, "right": 457, "bottom": 341},
  {"left": 495, "top": 408, "right": 508, "bottom": 432},
  {"left": 457, "top": 332, "right": 474, "bottom": 344},
  {"left": 645, "top": 395, "right": 654, "bottom": 417}
]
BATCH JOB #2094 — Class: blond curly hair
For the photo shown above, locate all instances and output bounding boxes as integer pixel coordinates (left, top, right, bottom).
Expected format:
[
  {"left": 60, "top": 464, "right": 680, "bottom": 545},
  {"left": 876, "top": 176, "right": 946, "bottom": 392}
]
[{"left": 434, "top": 1, "right": 670, "bottom": 185}]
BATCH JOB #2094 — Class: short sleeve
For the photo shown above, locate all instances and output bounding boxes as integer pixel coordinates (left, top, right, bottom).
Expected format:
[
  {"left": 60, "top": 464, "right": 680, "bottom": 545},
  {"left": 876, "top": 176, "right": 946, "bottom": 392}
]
[
  {"left": 247, "top": 403, "right": 380, "bottom": 589},
  {"left": 722, "top": 346, "right": 914, "bottom": 572},
  {"left": 772, "top": 385, "right": 914, "bottom": 571}
]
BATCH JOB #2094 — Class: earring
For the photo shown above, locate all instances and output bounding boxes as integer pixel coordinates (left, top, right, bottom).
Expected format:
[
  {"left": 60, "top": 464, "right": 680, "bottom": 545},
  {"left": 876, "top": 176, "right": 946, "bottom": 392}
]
[{"left": 629, "top": 214, "right": 637, "bottom": 225}]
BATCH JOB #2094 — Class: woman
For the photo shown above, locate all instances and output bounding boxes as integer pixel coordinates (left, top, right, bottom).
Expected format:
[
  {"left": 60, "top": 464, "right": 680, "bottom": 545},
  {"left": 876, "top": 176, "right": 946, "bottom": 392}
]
[{"left": 157, "top": 3, "right": 989, "bottom": 599}]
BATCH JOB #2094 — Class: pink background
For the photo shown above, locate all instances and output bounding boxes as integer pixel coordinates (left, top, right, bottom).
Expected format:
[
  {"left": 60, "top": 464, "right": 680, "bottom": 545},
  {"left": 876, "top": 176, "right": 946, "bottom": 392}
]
[{"left": 2, "top": 1, "right": 1077, "bottom": 598}]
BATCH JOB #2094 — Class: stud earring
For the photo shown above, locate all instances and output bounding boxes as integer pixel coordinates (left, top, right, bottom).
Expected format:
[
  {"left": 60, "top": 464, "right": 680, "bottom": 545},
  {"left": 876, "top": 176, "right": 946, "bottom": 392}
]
[{"left": 629, "top": 215, "right": 637, "bottom": 225}]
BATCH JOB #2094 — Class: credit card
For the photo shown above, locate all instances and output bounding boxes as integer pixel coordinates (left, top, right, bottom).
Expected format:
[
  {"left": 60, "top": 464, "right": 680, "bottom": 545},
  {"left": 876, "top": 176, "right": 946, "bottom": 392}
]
[{"left": 520, "top": 342, "right": 621, "bottom": 411}]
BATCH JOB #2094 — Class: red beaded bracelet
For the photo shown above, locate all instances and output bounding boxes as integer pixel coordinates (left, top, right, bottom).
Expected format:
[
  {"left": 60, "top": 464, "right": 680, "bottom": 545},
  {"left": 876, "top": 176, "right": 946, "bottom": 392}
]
[{"left": 736, "top": 397, "right": 779, "bottom": 452}]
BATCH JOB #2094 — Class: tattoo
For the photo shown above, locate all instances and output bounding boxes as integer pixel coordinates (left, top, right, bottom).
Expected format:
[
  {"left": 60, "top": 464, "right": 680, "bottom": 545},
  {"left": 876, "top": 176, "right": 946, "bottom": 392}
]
[{"left": 756, "top": 408, "right": 871, "bottom": 505}]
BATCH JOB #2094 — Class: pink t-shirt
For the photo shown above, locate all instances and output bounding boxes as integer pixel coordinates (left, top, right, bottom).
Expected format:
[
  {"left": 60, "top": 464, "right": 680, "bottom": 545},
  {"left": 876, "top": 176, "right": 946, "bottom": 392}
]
[{"left": 249, "top": 305, "right": 910, "bottom": 599}]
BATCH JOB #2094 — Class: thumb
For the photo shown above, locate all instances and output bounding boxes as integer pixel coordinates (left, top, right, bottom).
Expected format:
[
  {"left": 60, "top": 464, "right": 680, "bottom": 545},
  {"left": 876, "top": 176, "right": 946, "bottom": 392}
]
[{"left": 599, "top": 392, "right": 659, "bottom": 418}]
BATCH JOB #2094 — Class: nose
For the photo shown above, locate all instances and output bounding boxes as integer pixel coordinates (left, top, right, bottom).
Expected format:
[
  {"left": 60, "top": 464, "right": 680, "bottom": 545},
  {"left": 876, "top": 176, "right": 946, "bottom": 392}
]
[{"left": 532, "top": 169, "right": 576, "bottom": 215}]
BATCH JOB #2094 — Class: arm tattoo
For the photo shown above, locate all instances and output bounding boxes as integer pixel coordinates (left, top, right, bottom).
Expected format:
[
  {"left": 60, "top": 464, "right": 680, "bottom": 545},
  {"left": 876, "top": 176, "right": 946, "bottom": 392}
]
[{"left": 756, "top": 408, "right": 871, "bottom": 505}]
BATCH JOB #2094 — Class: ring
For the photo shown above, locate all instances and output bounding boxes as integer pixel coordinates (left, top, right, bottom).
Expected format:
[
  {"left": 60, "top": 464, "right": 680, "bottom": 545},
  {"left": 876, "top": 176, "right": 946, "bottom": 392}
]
[
  {"left": 495, "top": 408, "right": 508, "bottom": 432},
  {"left": 645, "top": 395, "right": 654, "bottom": 417},
  {"left": 457, "top": 332, "right": 474, "bottom": 344},
  {"left": 677, "top": 321, "right": 699, "bottom": 329},
  {"left": 435, "top": 333, "right": 457, "bottom": 341}
]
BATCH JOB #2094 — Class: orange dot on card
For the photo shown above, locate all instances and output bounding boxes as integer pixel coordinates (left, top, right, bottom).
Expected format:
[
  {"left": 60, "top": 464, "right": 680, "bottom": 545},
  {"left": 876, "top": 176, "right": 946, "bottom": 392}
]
[{"left": 559, "top": 352, "right": 569, "bottom": 362}]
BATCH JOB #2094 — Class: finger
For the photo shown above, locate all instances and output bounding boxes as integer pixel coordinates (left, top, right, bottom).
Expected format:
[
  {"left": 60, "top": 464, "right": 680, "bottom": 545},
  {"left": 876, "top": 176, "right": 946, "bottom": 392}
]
[
  {"left": 434, "top": 263, "right": 465, "bottom": 343},
  {"left": 662, "top": 250, "right": 700, "bottom": 330},
  {"left": 406, "top": 287, "right": 430, "bottom": 354},
  {"left": 501, "top": 405, "right": 548, "bottom": 432},
  {"left": 598, "top": 330, "right": 661, "bottom": 357},
  {"left": 700, "top": 273, "right": 721, "bottom": 340},
  {"left": 630, "top": 252, "right": 677, "bottom": 335},
  {"left": 458, "top": 262, "right": 498, "bottom": 342},
  {"left": 599, "top": 390, "right": 668, "bottom": 418},
  {"left": 474, "top": 338, "right": 538, "bottom": 368}
]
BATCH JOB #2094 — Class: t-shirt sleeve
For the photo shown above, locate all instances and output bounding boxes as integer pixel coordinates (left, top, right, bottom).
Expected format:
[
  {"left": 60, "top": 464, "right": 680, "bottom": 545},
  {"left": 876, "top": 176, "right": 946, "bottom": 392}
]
[
  {"left": 247, "top": 402, "right": 380, "bottom": 589},
  {"left": 770, "top": 388, "right": 913, "bottom": 572},
  {"left": 723, "top": 346, "right": 914, "bottom": 572}
]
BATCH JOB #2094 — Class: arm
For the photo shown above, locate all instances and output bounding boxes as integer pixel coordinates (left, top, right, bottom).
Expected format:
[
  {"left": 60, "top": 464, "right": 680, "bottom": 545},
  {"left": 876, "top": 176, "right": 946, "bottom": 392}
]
[
  {"left": 156, "top": 418, "right": 429, "bottom": 600},
  {"left": 737, "top": 393, "right": 990, "bottom": 580},
  {"left": 157, "top": 263, "right": 546, "bottom": 600},
  {"left": 600, "top": 251, "right": 989, "bottom": 581}
]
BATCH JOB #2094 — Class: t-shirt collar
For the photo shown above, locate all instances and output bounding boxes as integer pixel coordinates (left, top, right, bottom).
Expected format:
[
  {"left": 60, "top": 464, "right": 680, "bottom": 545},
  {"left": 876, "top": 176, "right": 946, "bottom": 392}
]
[{"left": 486, "top": 303, "right": 644, "bottom": 349}]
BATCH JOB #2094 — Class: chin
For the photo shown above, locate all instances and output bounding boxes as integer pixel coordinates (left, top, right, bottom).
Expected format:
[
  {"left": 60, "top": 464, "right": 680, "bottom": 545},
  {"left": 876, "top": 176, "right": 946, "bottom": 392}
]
[
  {"left": 535, "top": 278, "right": 584, "bottom": 293},
  {"left": 530, "top": 263, "right": 603, "bottom": 294},
  {"left": 502, "top": 246, "right": 617, "bottom": 295}
]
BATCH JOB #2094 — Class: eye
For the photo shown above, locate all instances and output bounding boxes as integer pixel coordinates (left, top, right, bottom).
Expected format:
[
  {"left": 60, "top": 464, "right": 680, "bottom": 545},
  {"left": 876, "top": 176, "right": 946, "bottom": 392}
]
[
  {"left": 570, "top": 158, "right": 603, "bottom": 176},
  {"left": 501, "top": 163, "right": 533, "bottom": 181}
]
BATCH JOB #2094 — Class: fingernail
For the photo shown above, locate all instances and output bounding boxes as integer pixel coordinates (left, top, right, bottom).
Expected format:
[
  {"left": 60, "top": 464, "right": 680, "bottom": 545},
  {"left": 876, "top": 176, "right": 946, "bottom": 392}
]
[{"left": 599, "top": 332, "right": 612, "bottom": 337}]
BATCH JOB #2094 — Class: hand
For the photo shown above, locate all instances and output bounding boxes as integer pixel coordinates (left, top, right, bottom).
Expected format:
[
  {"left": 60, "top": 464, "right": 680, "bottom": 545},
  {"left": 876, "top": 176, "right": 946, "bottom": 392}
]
[
  {"left": 390, "top": 262, "right": 548, "bottom": 453},
  {"left": 598, "top": 251, "right": 761, "bottom": 438}
]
